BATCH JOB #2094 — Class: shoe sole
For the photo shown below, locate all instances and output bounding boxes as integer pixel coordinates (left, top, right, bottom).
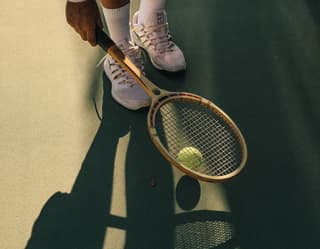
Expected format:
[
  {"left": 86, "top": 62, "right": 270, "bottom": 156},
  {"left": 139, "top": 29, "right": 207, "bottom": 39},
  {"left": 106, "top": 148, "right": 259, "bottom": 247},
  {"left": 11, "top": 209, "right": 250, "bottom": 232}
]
[
  {"left": 104, "top": 64, "right": 150, "bottom": 110},
  {"left": 111, "top": 90, "right": 150, "bottom": 110}
]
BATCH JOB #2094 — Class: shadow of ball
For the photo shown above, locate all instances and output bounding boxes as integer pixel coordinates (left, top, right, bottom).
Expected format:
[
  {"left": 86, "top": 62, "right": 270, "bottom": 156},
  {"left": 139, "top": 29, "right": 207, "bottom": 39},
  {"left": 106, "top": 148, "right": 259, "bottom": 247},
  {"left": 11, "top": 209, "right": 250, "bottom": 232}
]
[{"left": 175, "top": 175, "right": 201, "bottom": 211}]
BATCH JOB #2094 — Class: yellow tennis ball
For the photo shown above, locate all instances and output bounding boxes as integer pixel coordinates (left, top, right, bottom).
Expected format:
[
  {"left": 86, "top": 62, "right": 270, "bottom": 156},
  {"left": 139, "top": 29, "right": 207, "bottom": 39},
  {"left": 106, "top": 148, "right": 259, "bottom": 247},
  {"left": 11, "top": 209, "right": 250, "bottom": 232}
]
[{"left": 177, "top": 147, "right": 203, "bottom": 169}]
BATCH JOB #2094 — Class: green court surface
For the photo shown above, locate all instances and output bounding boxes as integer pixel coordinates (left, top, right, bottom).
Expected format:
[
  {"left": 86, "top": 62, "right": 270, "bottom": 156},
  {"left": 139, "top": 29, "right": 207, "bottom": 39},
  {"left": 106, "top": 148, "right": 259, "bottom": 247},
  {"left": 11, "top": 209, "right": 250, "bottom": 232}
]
[{"left": 2, "top": 1, "right": 320, "bottom": 249}]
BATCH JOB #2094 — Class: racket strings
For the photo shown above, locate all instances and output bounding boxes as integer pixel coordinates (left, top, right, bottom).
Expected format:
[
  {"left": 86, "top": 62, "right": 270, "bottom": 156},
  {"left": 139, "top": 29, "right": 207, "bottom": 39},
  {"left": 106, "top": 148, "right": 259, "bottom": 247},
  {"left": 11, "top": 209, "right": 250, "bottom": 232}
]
[
  {"left": 155, "top": 100, "right": 243, "bottom": 177},
  {"left": 175, "top": 220, "right": 236, "bottom": 249}
]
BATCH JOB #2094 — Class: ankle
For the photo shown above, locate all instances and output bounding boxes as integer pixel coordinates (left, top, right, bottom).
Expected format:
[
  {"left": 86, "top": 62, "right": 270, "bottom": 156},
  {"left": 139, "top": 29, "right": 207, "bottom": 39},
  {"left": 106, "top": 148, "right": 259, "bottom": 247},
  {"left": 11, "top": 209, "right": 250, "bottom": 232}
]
[{"left": 138, "top": 0, "right": 166, "bottom": 25}]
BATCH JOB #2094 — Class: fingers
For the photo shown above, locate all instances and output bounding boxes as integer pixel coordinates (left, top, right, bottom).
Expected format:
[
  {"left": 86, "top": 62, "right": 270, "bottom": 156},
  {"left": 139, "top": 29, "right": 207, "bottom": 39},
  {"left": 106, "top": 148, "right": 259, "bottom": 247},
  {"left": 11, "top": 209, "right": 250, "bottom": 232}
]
[
  {"left": 73, "top": 26, "right": 86, "bottom": 41},
  {"left": 65, "top": 1, "right": 101, "bottom": 46},
  {"left": 86, "top": 22, "right": 97, "bottom": 46},
  {"left": 71, "top": 22, "right": 97, "bottom": 46}
]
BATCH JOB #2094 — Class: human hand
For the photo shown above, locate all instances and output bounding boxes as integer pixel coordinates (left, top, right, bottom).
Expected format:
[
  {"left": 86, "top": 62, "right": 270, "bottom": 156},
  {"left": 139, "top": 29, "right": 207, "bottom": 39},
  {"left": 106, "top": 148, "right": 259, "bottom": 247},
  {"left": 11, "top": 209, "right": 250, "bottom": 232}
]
[{"left": 66, "top": 0, "right": 103, "bottom": 46}]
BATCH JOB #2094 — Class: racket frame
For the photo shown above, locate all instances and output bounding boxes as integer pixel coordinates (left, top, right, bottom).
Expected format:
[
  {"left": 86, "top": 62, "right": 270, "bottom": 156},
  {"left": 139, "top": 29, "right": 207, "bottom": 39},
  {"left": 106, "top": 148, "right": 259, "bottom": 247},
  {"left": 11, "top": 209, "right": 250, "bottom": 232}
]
[{"left": 147, "top": 93, "right": 248, "bottom": 182}]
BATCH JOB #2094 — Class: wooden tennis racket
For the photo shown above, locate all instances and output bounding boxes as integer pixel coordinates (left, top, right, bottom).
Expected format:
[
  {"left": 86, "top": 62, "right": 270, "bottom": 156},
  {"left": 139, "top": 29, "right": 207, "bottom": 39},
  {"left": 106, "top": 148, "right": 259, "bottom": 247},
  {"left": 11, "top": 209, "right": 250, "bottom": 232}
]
[{"left": 95, "top": 28, "right": 247, "bottom": 182}]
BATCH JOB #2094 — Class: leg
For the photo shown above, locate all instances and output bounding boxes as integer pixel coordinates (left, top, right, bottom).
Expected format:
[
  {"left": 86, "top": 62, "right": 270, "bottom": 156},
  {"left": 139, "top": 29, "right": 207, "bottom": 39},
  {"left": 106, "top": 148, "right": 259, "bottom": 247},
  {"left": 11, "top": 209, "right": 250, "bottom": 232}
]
[
  {"left": 99, "top": 0, "right": 151, "bottom": 111},
  {"left": 100, "top": 0, "right": 131, "bottom": 44},
  {"left": 137, "top": 0, "right": 167, "bottom": 25},
  {"left": 100, "top": 0, "right": 129, "bottom": 9}
]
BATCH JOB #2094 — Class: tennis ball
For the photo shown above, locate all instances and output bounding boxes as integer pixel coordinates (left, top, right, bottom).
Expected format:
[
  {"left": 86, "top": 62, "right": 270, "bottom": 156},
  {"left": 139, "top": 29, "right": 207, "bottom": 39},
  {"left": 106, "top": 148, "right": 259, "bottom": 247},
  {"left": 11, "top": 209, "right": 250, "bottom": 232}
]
[{"left": 177, "top": 147, "right": 203, "bottom": 169}]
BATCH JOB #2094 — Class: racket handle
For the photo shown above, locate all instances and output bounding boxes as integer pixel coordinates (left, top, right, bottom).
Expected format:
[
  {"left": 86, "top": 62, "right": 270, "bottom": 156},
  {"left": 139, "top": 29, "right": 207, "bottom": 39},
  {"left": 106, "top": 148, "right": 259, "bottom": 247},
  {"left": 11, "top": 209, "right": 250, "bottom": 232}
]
[{"left": 95, "top": 26, "right": 115, "bottom": 51}]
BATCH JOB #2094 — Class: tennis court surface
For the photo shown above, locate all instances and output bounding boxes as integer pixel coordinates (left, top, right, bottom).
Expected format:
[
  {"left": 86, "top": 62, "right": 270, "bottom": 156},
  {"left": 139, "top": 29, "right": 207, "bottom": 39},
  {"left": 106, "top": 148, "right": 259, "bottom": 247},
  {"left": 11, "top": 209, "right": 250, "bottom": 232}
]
[{"left": 1, "top": 1, "right": 320, "bottom": 249}]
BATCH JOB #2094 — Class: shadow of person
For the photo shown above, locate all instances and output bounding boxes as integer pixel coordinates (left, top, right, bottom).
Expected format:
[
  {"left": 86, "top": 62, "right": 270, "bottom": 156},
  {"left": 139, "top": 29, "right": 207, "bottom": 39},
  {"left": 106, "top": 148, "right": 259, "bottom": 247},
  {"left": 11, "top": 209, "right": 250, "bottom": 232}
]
[
  {"left": 25, "top": 74, "right": 129, "bottom": 249},
  {"left": 25, "top": 70, "right": 241, "bottom": 249},
  {"left": 25, "top": 72, "right": 175, "bottom": 249},
  {"left": 26, "top": 1, "right": 254, "bottom": 246}
]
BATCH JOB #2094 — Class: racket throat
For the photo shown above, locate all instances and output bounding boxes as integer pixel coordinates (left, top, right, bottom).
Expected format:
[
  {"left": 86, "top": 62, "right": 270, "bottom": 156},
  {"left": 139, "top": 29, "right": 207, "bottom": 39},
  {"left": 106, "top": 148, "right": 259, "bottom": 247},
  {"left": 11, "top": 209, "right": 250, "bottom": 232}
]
[{"left": 152, "top": 88, "right": 162, "bottom": 96}]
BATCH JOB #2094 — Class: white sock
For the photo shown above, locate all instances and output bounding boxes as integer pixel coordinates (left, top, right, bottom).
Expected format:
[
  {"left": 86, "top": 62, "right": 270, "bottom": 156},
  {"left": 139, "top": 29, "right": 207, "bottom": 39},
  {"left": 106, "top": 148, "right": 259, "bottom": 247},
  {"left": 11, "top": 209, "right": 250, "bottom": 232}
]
[
  {"left": 138, "top": 0, "right": 167, "bottom": 25},
  {"left": 101, "top": 3, "right": 131, "bottom": 44}
]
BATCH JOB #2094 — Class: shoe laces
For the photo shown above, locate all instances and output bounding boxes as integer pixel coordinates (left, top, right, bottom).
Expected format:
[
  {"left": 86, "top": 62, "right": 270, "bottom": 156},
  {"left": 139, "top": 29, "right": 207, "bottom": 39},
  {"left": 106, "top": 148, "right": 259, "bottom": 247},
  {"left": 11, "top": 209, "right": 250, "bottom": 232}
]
[
  {"left": 143, "top": 23, "right": 174, "bottom": 54},
  {"left": 97, "top": 41, "right": 144, "bottom": 87}
]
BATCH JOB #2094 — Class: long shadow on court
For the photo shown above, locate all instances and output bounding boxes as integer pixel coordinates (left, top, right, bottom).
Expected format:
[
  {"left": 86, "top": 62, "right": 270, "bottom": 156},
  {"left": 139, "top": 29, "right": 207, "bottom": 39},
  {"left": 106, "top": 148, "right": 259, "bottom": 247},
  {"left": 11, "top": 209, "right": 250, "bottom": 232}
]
[
  {"left": 25, "top": 72, "right": 240, "bottom": 249},
  {"left": 26, "top": 0, "right": 241, "bottom": 248},
  {"left": 25, "top": 73, "right": 173, "bottom": 249}
]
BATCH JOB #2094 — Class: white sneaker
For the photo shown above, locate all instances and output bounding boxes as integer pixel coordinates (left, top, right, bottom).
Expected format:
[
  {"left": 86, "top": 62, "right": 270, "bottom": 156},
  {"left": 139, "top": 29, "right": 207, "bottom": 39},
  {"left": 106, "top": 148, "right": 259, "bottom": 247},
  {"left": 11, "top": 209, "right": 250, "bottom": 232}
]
[
  {"left": 131, "top": 10, "right": 186, "bottom": 72},
  {"left": 102, "top": 39, "right": 151, "bottom": 110}
]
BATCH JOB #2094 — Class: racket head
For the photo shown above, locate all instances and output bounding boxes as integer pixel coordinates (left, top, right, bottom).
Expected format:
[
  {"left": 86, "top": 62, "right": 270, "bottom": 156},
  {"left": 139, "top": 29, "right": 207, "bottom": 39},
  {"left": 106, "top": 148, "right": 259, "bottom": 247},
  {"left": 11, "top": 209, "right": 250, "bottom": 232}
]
[{"left": 148, "top": 92, "right": 247, "bottom": 182}]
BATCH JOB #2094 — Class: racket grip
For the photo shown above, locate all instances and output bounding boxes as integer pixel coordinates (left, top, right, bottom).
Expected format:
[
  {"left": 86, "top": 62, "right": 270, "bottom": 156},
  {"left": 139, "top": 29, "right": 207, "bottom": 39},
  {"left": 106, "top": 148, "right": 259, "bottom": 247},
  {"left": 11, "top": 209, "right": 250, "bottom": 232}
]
[{"left": 95, "top": 26, "right": 115, "bottom": 51}]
